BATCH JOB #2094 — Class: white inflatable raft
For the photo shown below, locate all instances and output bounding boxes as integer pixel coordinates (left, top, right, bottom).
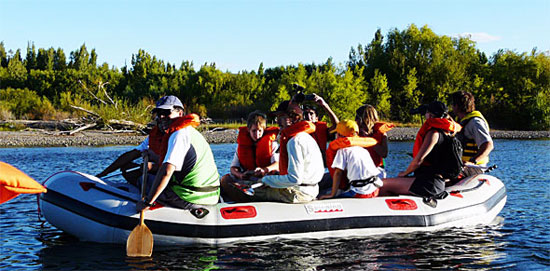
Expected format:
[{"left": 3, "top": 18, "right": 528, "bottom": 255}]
[{"left": 39, "top": 171, "right": 506, "bottom": 246}]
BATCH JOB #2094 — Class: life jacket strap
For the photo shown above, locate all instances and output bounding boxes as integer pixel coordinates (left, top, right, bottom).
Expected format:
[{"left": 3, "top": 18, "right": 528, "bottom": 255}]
[
  {"left": 180, "top": 185, "right": 220, "bottom": 192},
  {"left": 349, "top": 176, "right": 377, "bottom": 187}
]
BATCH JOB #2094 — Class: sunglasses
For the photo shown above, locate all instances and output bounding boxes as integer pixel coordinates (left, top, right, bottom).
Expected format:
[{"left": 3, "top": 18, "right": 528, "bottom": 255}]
[{"left": 154, "top": 109, "right": 174, "bottom": 117}]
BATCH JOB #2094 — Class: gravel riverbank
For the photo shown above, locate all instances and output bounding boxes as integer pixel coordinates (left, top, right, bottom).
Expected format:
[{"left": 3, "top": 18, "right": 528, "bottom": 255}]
[{"left": 0, "top": 127, "right": 548, "bottom": 148}]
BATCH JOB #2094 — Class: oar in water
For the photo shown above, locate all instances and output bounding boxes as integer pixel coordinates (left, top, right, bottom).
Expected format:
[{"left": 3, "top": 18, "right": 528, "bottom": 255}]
[{"left": 126, "top": 154, "right": 153, "bottom": 257}]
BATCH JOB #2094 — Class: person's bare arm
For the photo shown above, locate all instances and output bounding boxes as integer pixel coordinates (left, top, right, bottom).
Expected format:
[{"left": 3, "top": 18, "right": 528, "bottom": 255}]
[
  {"left": 136, "top": 162, "right": 176, "bottom": 211},
  {"left": 314, "top": 94, "right": 339, "bottom": 129},
  {"left": 474, "top": 141, "right": 493, "bottom": 164},
  {"left": 319, "top": 168, "right": 343, "bottom": 199},
  {"left": 398, "top": 130, "right": 439, "bottom": 177},
  {"left": 97, "top": 149, "right": 141, "bottom": 177}
]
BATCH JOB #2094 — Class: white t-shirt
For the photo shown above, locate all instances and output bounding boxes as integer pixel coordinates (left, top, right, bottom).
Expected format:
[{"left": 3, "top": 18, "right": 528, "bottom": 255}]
[
  {"left": 331, "top": 146, "right": 381, "bottom": 195},
  {"left": 230, "top": 141, "right": 280, "bottom": 169},
  {"left": 262, "top": 132, "right": 324, "bottom": 199},
  {"left": 135, "top": 128, "right": 192, "bottom": 171}
]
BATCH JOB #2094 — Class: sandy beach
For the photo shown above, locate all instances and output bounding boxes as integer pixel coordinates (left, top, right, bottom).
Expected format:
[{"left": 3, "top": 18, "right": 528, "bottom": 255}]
[{"left": 0, "top": 127, "right": 548, "bottom": 148}]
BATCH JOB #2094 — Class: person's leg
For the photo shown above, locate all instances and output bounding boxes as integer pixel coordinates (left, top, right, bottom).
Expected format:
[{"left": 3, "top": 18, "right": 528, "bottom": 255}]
[
  {"left": 154, "top": 186, "right": 205, "bottom": 210},
  {"left": 219, "top": 174, "right": 255, "bottom": 203},
  {"left": 378, "top": 177, "right": 415, "bottom": 196},
  {"left": 337, "top": 190, "right": 355, "bottom": 198}
]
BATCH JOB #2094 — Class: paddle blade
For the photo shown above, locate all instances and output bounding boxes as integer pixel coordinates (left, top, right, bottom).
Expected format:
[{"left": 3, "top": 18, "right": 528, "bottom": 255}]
[{"left": 126, "top": 223, "right": 153, "bottom": 257}]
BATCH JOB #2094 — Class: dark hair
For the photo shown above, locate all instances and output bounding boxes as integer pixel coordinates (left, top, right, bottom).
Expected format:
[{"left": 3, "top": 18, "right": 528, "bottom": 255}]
[
  {"left": 451, "top": 91, "right": 475, "bottom": 113},
  {"left": 302, "top": 104, "right": 318, "bottom": 114}
]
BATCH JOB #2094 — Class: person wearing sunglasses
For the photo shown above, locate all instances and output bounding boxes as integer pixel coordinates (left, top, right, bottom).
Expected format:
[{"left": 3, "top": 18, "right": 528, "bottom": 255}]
[{"left": 133, "top": 95, "right": 220, "bottom": 212}]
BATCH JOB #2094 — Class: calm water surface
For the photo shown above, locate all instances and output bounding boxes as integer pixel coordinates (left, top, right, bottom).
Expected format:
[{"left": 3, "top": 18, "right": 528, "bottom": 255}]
[{"left": 1, "top": 140, "right": 549, "bottom": 270}]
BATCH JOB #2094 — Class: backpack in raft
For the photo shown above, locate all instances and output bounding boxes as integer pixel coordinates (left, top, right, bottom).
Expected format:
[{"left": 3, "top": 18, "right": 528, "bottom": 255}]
[{"left": 435, "top": 130, "right": 464, "bottom": 179}]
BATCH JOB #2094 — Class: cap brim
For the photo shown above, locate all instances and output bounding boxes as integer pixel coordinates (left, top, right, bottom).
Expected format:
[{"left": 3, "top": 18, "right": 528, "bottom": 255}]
[{"left": 155, "top": 105, "right": 175, "bottom": 110}]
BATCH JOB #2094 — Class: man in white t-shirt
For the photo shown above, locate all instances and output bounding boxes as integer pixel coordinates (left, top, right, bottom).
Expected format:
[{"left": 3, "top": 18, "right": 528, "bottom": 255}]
[{"left": 320, "top": 120, "right": 383, "bottom": 199}]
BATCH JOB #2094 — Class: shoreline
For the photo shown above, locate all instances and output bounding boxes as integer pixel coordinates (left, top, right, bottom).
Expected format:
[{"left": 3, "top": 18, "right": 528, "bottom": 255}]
[{"left": 0, "top": 128, "right": 548, "bottom": 148}]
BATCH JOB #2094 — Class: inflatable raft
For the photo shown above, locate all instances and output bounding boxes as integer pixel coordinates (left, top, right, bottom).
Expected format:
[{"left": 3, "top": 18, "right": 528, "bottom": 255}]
[{"left": 39, "top": 171, "right": 506, "bottom": 246}]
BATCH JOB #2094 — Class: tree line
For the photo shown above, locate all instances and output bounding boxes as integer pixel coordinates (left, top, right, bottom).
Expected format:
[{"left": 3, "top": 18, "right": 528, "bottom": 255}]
[{"left": 1, "top": 24, "right": 549, "bottom": 130}]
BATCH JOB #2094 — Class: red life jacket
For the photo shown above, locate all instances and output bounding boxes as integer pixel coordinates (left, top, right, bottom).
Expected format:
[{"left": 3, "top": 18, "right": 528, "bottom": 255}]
[
  {"left": 310, "top": 121, "right": 328, "bottom": 158},
  {"left": 237, "top": 126, "right": 279, "bottom": 170},
  {"left": 326, "top": 136, "right": 378, "bottom": 189},
  {"left": 366, "top": 121, "right": 395, "bottom": 167},
  {"left": 278, "top": 121, "right": 316, "bottom": 175},
  {"left": 413, "top": 118, "right": 461, "bottom": 164},
  {"left": 148, "top": 126, "right": 166, "bottom": 156},
  {"left": 149, "top": 114, "right": 201, "bottom": 163}
]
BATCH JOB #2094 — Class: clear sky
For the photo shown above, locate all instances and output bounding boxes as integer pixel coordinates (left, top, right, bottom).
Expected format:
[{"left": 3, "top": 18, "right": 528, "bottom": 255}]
[{"left": 1, "top": 0, "right": 549, "bottom": 72}]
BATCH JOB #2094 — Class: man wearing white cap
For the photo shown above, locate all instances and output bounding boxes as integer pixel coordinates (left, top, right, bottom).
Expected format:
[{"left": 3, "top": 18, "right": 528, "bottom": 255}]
[{"left": 126, "top": 95, "right": 220, "bottom": 211}]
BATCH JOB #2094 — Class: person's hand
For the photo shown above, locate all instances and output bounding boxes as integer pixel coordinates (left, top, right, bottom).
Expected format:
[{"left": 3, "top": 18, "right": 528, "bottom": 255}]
[
  {"left": 253, "top": 167, "right": 268, "bottom": 177},
  {"left": 313, "top": 94, "right": 328, "bottom": 108},
  {"left": 136, "top": 199, "right": 150, "bottom": 212}
]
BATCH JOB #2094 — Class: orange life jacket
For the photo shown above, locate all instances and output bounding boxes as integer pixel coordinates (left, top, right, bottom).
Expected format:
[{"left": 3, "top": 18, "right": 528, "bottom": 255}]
[
  {"left": 413, "top": 118, "right": 461, "bottom": 163},
  {"left": 237, "top": 126, "right": 280, "bottom": 170},
  {"left": 278, "top": 121, "right": 316, "bottom": 175},
  {"left": 326, "top": 136, "right": 378, "bottom": 189},
  {"left": 366, "top": 121, "right": 395, "bottom": 167},
  {"left": 310, "top": 121, "right": 328, "bottom": 158},
  {"left": 151, "top": 114, "right": 201, "bottom": 163}
]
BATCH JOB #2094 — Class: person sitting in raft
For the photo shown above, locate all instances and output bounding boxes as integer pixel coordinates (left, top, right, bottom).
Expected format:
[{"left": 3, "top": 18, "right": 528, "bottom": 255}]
[
  {"left": 319, "top": 120, "right": 383, "bottom": 200},
  {"left": 97, "top": 112, "right": 164, "bottom": 186},
  {"left": 300, "top": 93, "right": 339, "bottom": 162},
  {"left": 298, "top": 92, "right": 339, "bottom": 191},
  {"left": 451, "top": 91, "right": 493, "bottom": 167},
  {"left": 220, "top": 111, "right": 279, "bottom": 197},
  {"left": 222, "top": 100, "right": 324, "bottom": 203},
  {"left": 136, "top": 95, "right": 220, "bottom": 211},
  {"left": 378, "top": 101, "right": 461, "bottom": 206},
  {"left": 355, "top": 104, "right": 395, "bottom": 178}
]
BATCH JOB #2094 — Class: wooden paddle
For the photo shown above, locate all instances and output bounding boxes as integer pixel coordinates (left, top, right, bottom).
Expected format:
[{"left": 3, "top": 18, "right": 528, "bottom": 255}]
[{"left": 126, "top": 154, "right": 153, "bottom": 257}]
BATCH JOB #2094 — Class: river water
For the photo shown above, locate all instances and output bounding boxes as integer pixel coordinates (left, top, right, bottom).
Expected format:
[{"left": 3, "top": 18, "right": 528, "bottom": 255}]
[{"left": 1, "top": 139, "right": 549, "bottom": 270}]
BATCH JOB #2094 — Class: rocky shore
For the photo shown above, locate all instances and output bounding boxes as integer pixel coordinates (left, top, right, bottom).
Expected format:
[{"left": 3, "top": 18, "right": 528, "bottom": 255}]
[{"left": 0, "top": 127, "right": 548, "bottom": 148}]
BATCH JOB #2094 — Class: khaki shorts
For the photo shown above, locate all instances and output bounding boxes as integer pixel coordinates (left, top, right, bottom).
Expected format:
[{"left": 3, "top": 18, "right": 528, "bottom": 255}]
[{"left": 253, "top": 186, "right": 315, "bottom": 203}]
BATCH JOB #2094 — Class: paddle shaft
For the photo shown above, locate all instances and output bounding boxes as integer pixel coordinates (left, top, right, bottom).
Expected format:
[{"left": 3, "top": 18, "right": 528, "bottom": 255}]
[
  {"left": 140, "top": 154, "right": 148, "bottom": 225},
  {"left": 126, "top": 153, "right": 153, "bottom": 257}
]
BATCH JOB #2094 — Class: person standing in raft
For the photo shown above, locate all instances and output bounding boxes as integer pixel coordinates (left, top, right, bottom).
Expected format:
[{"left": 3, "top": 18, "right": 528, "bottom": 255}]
[
  {"left": 223, "top": 100, "right": 324, "bottom": 203},
  {"left": 379, "top": 101, "right": 461, "bottom": 206},
  {"left": 319, "top": 120, "right": 383, "bottom": 200},
  {"left": 451, "top": 91, "right": 493, "bottom": 167},
  {"left": 355, "top": 104, "right": 395, "bottom": 178},
  {"left": 220, "top": 111, "right": 279, "bottom": 197},
  {"left": 136, "top": 95, "right": 220, "bottom": 211}
]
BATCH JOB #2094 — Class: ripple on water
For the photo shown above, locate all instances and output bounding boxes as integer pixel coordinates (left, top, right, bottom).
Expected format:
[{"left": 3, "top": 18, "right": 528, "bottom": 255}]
[{"left": 0, "top": 140, "right": 549, "bottom": 270}]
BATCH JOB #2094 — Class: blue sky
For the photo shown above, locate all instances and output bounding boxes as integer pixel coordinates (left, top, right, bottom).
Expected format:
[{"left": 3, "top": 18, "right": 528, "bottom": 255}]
[{"left": 1, "top": 0, "right": 549, "bottom": 72}]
